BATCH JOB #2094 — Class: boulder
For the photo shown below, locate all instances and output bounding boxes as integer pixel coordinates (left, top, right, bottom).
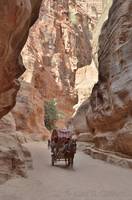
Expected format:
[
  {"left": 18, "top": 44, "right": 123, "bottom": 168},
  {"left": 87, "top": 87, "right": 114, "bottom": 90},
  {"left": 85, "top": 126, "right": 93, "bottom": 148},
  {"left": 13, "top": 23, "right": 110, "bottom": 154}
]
[{"left": 77, "top": 133, "right": 94, "bottom": 142}]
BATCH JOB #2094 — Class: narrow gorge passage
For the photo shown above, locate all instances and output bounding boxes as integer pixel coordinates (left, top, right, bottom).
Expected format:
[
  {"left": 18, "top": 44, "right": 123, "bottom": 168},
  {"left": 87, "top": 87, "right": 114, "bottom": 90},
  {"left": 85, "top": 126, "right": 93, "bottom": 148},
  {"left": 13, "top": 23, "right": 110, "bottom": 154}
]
[
  {"left": 0, "top": 142, "right": 132, "bottom": 200},
  {"left": 0, "top": 0, "right": 132, "bottom": 198}
]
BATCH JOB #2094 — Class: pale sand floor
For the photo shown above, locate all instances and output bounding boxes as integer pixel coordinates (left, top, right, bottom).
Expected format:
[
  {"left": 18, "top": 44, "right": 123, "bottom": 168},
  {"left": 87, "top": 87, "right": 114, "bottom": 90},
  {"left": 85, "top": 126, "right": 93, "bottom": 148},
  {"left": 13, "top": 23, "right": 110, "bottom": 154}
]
[{"left": 0, "top": 142, "right": 132, "bottom": 200}]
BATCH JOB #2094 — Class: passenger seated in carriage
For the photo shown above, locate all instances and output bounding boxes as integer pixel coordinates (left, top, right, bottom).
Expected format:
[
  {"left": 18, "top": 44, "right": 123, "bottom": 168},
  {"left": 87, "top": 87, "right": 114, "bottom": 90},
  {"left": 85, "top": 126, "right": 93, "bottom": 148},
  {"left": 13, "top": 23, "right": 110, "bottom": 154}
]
[
  {"left": 51, "top": 128, "right": 76, "bottom": 155},
  {"left": 51, "top": 128, "right": 77, "bottom": 166},
  {"left": 51, "top": 129, "right": 59, "bottom": 154}
]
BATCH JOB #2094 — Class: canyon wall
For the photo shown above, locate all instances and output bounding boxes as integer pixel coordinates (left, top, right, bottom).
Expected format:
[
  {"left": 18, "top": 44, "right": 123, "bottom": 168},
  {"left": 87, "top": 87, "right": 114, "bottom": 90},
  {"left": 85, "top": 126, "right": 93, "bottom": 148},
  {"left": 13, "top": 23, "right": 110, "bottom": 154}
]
[
  {"left": 68, "top": 0, "right": 103, "bottom": 111},
  {"left": 14, "top": 0, "right": 92, "bottom": 131},
  {"left": 92, "top": 0, "right": 112, "bottom": 66},
  {"left": 74, "top": 0, "right": 111, "bottom": 110},
  {"left": 12, "top": 81, "right": 49, "bottom": 138},
  {"left": 0, "top": 113, "right": 32, "bottom": 184},
  {"left": 0, "top": 0, "right": 42, "bottom": 184},
  {"left": 0, "top": 0, "right": 42, "bottom": 119},
  {"left": 74, "top": 61, "right": 98, "bottom": 110},
  {"left": 70, "top": 0, "right": 132, "bottom": 156}
]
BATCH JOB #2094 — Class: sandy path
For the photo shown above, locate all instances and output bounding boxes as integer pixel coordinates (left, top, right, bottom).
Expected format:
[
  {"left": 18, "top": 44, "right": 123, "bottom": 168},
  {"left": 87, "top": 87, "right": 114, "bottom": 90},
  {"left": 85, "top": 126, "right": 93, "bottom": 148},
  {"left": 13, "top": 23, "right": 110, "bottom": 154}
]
[{"left": 0, "top": 142, "right": 132, "bottom": 200}]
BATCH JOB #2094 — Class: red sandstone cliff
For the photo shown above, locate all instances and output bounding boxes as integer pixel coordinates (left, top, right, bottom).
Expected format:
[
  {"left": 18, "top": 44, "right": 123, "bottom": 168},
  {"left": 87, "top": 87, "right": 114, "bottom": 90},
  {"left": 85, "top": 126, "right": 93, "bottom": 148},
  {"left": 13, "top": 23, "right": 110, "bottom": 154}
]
[
  {"left": 70, "top": 0, "right": 132, "bottom": 156},
  {"left": 12, "top": 0, "right": 92, "bottom": 132},
  {"left": 0, "top": 0, "right": 42, "bottom": 119},
  {"left": 0, "top": 0, "right": 42, "bottom": 184},
  {"left": 0, "top": 0, "right": 132, "bottom": 184}
]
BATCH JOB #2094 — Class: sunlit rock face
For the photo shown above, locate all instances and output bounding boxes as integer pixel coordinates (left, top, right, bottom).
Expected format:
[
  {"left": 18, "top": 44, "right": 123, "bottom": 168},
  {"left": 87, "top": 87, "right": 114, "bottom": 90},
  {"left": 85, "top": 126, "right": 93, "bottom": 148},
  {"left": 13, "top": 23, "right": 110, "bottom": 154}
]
[
  {"left": 74, "top": 0, "right": 111, "bottom": 110},
  {"left": 12, "top": 81, "right": 49, "bottom": 138},
  {"left": 92, "top": 0, "right": 113, "bottom": 67},
  {"left": 74, "top": 61, "right": 98, "bottom": 110},
  {"left": 22, "top": 0, "right": 92, "bottom": 90},
  {"left": 69, "top": 0, "right": 132, "bottom": 156},
  {"left": 0, "top": 0, "right": 42, "bottom": 119},
  {"left": 20, "top": 0, "right": 92, "bottom": 128},
  {"left": 72, "top": 0, "right": 112, "bottom": 116},
  {"left": 76, "top": 0, "right": 103, "bottom": 25}
]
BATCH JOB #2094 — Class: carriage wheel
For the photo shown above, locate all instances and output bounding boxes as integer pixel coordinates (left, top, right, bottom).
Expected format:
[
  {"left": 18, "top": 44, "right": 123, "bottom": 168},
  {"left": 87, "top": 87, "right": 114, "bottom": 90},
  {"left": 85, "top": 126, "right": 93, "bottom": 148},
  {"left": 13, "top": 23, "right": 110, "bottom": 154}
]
[
  {"left": 67, "top": 158, "right": 71, "bottom": 167},
  {"left": 71, "top": 158, "right": 74, "bottom": 167},
  {"left": 68, "top": 157, "right": 74, "bottom": 168},
  {"left": 51, "top": 156, "right": 55, "bottom": 166}
]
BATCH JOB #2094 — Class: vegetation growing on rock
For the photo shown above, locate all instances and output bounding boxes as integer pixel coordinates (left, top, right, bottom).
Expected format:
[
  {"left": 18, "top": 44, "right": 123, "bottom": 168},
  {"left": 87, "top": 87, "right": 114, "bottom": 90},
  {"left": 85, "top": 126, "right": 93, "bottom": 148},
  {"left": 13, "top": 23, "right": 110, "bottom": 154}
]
[{"left": 44, "top": 99, "right": 64, "bottom": 130}]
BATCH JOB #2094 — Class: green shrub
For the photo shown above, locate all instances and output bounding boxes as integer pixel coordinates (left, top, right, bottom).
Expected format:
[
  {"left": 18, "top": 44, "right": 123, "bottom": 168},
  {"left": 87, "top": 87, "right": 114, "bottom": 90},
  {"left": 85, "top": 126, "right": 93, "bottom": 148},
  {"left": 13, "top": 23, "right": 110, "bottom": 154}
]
[{"left": 44, "top": 99, "right": 64, "bottom": 130}]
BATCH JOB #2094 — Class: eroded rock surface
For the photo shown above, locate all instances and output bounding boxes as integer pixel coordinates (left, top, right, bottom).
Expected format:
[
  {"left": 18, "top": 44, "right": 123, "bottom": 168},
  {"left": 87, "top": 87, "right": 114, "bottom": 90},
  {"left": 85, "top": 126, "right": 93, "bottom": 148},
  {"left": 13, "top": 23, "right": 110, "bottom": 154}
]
[
  {"left": 0, "top": 0, "right": 42, "bottom": 118},
  {"left": 0, "top": 0, "right": 42, "bottom": 184},
  {"left": 12, "top": 81, "right": 49, "bottom": 138},
  {"left": 70, "top": 0, "right": 132, "bottom": 156},
  {"left": 74, "top": 61, "right": 98, "bottom": 110},
  {"left": 0, "top": 114, "right": 32, "bottom": 184},
  {"left": 18, "top": 0, "right": 92, "bottom": 129},
  {"left": 74, "top": 0, "right": 112, "bottom": 110}
]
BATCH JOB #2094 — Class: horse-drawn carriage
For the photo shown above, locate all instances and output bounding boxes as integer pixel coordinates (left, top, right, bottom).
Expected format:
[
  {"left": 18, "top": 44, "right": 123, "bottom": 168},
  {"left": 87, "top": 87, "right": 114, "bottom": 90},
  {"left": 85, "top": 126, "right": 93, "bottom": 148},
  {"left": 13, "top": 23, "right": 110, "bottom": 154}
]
[{"left": 50, "top": 129, "right": 76, "bottom": 167}]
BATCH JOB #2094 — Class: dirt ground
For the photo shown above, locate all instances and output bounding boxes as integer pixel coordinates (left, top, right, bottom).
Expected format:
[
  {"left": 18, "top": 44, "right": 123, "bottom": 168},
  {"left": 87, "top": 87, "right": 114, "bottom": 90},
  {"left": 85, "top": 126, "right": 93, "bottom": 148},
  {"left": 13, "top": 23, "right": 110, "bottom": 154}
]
[{"left": 0, "top": 142, "right": 132, "bottom": 200}]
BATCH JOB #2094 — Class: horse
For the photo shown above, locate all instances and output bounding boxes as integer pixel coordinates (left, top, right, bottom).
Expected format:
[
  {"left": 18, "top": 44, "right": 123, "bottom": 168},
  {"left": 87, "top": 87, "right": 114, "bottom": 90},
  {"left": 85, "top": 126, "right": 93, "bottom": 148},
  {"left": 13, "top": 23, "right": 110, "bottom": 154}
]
[{"left": 64, "top": 139, "right": 77, "bottom": 167}]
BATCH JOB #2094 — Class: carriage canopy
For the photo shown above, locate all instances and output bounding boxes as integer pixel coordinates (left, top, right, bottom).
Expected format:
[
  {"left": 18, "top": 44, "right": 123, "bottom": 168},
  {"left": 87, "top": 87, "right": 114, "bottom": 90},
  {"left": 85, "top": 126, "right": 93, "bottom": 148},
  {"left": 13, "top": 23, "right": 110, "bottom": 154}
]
[{"left": 57, "top": 128, "right": 72, "bottom": 138}]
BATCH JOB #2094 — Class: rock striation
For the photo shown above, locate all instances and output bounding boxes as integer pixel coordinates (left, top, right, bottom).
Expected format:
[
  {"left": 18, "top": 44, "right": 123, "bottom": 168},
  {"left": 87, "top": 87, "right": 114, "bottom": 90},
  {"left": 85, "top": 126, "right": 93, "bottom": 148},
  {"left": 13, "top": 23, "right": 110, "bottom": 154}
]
[
  {"left": 0, "top": 0, "right": 42, "bottom": 183},
  {"left": 0, "top": 114, "right": 32, "bottom": 184},
  {"left": 17, "top": 0, "right": 92, "bottom": 130},
  {"left": 0, "top": 0, "right": 42, "bottom": 119},
  {"left": 74, "top": 0, "right": 111, "bottom": 109},
  {"left": 12, "top": 81, "right": 49, "bottom": 138},
  {"left": 69, "top": 0, "right": 132, "bottom": 156}
]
